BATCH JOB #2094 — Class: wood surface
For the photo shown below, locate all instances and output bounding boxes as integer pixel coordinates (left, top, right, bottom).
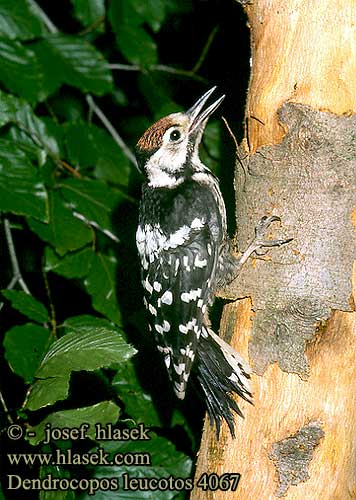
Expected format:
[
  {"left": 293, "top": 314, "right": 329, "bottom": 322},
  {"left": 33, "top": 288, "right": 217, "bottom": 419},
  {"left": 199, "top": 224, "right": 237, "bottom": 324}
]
[
  {"left": 192, "top": 1, "right": 356, "bottom": 498},
  {"left": 244, "top": 0, "right": 356, "bottom": 153}
]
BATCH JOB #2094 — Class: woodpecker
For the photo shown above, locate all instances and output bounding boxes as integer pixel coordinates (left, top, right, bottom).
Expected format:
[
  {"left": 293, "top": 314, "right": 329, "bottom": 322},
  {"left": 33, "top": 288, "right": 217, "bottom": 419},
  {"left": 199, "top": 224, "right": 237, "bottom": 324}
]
[{"left": 135, "top": 87, "right": 290, "bottom": 437}]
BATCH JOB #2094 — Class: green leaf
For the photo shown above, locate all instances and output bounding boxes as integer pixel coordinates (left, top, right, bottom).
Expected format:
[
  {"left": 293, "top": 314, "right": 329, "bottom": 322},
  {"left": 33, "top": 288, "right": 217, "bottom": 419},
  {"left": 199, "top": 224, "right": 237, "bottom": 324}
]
[
  {"left": 58, "top": 178, "right": 122, "bottom": 241},
  {"left": 0, "top": 89, "right": 18, "bottom": 126},
  {"left": 27, "top": 401, "right": 121, "bottom": 445},
  {"left": 26, "top": 324, "right": 136, "bottom": 410},
  {"left": 62, "top": 314, "right": 116, "bottom": 332},
  {"left": 45, "top": 246, "right": 94, "bottom": 279},
  {"left": 84, "top": 253, "right": 121, "bottom": 325},
  {"left": 0, "top": 138, "right": 48, "bottom": 220},
  {"left": 85, "top": 434, "right": 193, "bottom": 499},
  {"left": 0, "top": 38, "right": 45, "bottom": 103},
  {"left": 3, "top": 324, "right": 52, "bottom": 384},
  {"left": 138, "top": 73, "right": 177, "bottom": 118},
  {"left": 71, "top": 0, "right": 105, "bottom": 32},
  {"left": 64, "top": 122, "right": 97, "bottom": 167},
  {"left": 65, "top": 121, "right": 131, "bottom": 186},
  {"left": 114, "top": 24, "right": 158, "bottom": 67},
  {"left": 112, "top": 361, "right": 161, "bottom": 427},
  {"left": 40, "top": 465, "right": 75, "bottom": 500},
  {"left": 6, "top": 124, "right": 48, "bottom": 163},
  {"left": 28, "top": 190, "right": 93, "bottom": 255},
  {"left": 0, "top": 0, "right": 45, "bottom": 40},
  {"left": 32, "top": 35, "right": 113, "bottom": 95},
  {"left": 108, "top": 0, "right": 141, "bottom": 29},
  {"left": 133, "top": 0, "right": 167, "bottom": 32},
  {"left": 26, "top": 376, "right": 70, "bottom": 411},
  {"left": 2, "top": 290, "right": 48, "bottom": 323},
  {"left": 30, "top": 41, "right": 61, "bottom": 97},
  {"left": 108, "top": 2, "right": 158, "bottom": 67},
  {"left": 37, "top": 326, "right": 136, "bottom": 378},
  {"left": 0, "top": 90, "right": 59, "bottom": 157}
]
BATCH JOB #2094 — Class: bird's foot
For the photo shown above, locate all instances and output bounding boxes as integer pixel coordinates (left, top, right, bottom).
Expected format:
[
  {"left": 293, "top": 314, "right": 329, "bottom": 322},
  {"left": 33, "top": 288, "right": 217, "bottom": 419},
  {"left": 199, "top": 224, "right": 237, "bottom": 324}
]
[{"left": 237, "top": 215, "right": 292, "bottom": 270}]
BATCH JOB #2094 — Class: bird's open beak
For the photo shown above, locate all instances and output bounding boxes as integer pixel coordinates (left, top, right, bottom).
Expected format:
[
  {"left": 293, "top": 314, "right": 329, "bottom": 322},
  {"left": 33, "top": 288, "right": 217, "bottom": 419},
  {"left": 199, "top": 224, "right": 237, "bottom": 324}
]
[{"left": 187, "top": 87, "right": 225, "bottom": 133}]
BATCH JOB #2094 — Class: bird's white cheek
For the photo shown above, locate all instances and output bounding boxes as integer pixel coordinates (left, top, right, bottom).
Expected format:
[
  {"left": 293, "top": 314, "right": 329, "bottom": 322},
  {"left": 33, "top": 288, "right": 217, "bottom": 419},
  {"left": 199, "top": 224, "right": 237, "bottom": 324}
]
[
  {"left": 167, "top": 145, "right": 187, "bottom": 170},
  {"left": 146, "top": 145, "right": 187, "bottom": 188},
  {"left": 155, "top": 143, "right": 187, "bottom": 172}
]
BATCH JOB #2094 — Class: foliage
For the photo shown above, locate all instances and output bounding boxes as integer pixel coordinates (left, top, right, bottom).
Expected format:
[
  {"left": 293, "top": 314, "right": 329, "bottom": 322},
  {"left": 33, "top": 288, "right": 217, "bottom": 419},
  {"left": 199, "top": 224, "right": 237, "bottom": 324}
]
[{"left": 0, "top": 1, "right": 248, "bottom": 498}]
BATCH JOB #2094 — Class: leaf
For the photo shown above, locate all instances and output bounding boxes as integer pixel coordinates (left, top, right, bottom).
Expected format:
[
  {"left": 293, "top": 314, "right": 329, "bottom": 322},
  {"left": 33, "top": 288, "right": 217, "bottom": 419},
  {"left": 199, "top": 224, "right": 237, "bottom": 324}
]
[
  {"left": 26, "top": 324, "right": 136, "bottom": 410},
  {"left": 27, "top": 401, "right": 121, "bottom": 445},
  {"left": 58, "top": 178, "right": 123, "bottom": 237},
  {"left": 112, "top": 361, "right": 161, "bottom": 427},
  {"left": 45, "top": 246, "right": 94, "bottom": 279},
  {"left": 84, "top": 253, "right": 121, "bottom": 325},
  {"left": 138, "top": 73, "right": 177, "bottom": 118},
  {"left": 28, "top": 190, "right": 93, "bottom": 255},
  {"left": 70, "top": 0, "right": 105, "bottom": 32},
  {"left": 133, "top": 0, "right": 167, "bottom": 33},
  {"left": 85, "top": 434, "right": 193, "bottom": 499},
  {"left": 0, "top": 38, "right": 45, "bottom": 103},
  {"left": 114, "top": 24, "right": 158, "bottom": 67},
  {"left": 40, "top": 465, "right": 75, "bottom": 500},
  {"left": 32, "top": 35, "right": 113, "bottom": 95},
  {"left": 0, "top": 138, "right": 48, "bottom": 220},
  {"left": 0, "top": 90, "right": 59, "bottom": 157},
  {"left": 108, "top": 2, "right": 157, "bottom": 66},
  {"left": 3, "top": 324, "right": 52, "bottom": 384},
  {"left": 30, "top": 41, "right": 61, "bottom": 98},
  {"left": 36, "top": 326, "right": 136, "bottom": 378},
  {"left": 62, "top": 314, "right": 117, "bottom": 332},
  {"left": 108, "top": 0, "right": 141, "bottom": 29},
  {"left": 2, "top": 290, "right": 48, "bottom": 323},
  {"left": 55, "top": 176, "right": 124, "bottom": 244},
  {"left": 0, "top": 88, "right": 19, "bottom": 126},
  {"left": 0, "top": 0, "right": 45, "bottom": 40},
  {"left": 26, "top": 376, "right": 70, "bottom": 411},
  {"left": 6, "top": 124, "right": 48, "bottom": 163},
  {"left": 64, "top": 121, "right": 131, "bottom": 186}
]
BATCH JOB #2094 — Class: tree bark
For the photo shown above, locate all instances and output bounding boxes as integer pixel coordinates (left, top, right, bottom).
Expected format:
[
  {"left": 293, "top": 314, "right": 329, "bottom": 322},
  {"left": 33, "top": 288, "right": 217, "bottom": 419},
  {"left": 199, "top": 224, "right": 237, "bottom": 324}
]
[
  {"left": 193, "top": 1, "right": 356, "bottom": 498},
  {"left": 244, "top": 0, "right": 355, "bottom": 153}
]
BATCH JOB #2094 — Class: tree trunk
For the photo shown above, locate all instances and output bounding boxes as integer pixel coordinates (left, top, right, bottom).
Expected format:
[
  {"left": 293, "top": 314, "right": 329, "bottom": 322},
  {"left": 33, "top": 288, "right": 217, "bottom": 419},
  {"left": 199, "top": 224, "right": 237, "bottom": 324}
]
[{"left": 193, "top": 1, "right": 356, "bottom": 498}]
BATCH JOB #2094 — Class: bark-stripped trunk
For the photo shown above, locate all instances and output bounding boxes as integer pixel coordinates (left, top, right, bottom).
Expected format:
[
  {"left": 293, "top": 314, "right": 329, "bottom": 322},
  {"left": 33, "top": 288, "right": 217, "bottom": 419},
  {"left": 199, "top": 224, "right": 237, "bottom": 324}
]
[{"left": 193, "top": 1, "right": 356, "bottom": 498}]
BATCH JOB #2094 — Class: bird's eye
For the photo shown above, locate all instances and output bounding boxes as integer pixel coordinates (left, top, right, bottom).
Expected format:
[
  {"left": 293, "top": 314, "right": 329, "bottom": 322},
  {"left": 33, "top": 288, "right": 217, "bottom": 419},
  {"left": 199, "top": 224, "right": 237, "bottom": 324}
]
[{"left": 169, "top": 129, "right": 181, "bottom": 142}]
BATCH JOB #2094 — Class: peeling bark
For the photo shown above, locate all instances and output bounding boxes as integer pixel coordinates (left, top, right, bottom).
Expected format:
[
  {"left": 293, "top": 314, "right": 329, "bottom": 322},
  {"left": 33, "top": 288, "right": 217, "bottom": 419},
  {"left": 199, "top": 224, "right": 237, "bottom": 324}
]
[
  {"left": 269, "top": 421, "right": 325, "bottom": 497},
  {"left": 231, "top": 103, "right": 356, "bottom": 376}
]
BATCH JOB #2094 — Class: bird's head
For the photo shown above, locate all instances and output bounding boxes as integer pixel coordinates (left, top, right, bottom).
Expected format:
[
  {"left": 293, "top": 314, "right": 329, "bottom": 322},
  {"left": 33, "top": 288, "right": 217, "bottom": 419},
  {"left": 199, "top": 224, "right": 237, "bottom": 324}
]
[{"left": 135, "top": 87, "right": 225, "bottom": 188}]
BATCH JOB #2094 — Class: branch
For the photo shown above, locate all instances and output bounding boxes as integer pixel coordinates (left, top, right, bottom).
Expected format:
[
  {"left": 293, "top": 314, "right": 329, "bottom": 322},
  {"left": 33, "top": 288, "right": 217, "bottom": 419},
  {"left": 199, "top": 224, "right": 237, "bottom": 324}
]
[
  {"left": 42, "top": 265, "right": 57, "bottom": 338},
  {"left": 153, "top": 64, "right": 207, "bottom": 82},
  {"left": 107, "top": 63, "right": 141, "bottom": 71},
  {"left": 79, "top": 15, "right": 105, "bottom": 36},
  {"left": 191, "top": 25, "right": 219, "bottom": 74},
  {"left": 108, "top": 63, "right": 207, "bottom": 83},
  {"left": 72, "top": 211, "right": 120, "bottom": 243},
  {"left": 58, "top": 159, "right": 82, "bottom": 178},
  {"left": 0, "top": 384, "right": 13, "bottom": 424},
  {"left": 222, "top": 116, "right": 249, "bottom": 188},
  {"left": 0, "top": 219, "right": 31, "bottom": 312},
  {"left": 86, "top": 95, "right": 138, "bottom": 170},
  {"left": 28, "top": 0, "right": 58, "bottom": 34}
]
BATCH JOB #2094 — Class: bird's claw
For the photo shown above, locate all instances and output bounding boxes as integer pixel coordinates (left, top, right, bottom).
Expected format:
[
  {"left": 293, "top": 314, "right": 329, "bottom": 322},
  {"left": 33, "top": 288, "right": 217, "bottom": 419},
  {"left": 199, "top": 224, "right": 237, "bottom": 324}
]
[{"left": 253, "top": 215, "right": 292, "bottom": 256}]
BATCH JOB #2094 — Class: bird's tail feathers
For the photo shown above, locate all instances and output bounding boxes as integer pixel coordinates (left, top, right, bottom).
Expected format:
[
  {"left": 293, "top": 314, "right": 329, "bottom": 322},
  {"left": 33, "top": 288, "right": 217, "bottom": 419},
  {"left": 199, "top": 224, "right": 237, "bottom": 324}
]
[{"left": 195, "top": 326, "right": 252, "bottom": 438}]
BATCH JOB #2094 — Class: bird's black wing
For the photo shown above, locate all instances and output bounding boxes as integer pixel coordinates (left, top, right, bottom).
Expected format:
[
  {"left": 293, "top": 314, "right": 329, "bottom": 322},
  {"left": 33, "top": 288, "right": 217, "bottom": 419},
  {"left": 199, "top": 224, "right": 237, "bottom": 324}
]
[{"left": 142, "top": 222, "right": 217, "bottom": 399}]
